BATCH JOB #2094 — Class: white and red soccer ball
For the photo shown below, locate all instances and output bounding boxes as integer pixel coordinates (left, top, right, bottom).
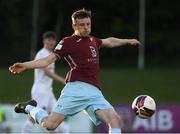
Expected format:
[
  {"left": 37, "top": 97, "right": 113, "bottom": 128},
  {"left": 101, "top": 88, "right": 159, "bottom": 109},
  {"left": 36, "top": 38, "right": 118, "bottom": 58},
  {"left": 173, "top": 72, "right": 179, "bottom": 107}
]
[{"left": 132, "top": 95, "right": 156, "bottom": 119}]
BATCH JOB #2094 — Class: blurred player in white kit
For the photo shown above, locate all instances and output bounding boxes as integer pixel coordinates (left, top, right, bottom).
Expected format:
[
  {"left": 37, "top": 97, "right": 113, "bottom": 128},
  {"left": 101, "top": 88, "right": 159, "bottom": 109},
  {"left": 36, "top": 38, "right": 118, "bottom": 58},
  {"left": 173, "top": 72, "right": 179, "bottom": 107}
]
[{"left": 22, "top": 31, "right": 70, "bottom": 133}]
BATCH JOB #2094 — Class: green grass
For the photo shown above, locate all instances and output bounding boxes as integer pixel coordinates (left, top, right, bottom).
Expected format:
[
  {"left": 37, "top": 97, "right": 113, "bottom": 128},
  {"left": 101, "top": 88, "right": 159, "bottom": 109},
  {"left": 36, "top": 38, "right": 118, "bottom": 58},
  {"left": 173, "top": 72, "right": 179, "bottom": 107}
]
[
  {"left": 0, "top": 67, "right": 180, "bottom": 104},
  {"left": 100, "top": 68, "right": 180, "bottom": 104}
]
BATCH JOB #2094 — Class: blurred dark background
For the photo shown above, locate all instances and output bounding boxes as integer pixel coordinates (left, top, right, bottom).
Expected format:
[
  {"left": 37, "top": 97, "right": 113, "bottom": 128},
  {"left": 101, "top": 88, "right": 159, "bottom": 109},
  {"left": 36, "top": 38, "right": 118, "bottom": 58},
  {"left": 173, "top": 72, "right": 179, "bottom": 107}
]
[{"left": 0, "top": 0, "right": 179, "bottom": 68}]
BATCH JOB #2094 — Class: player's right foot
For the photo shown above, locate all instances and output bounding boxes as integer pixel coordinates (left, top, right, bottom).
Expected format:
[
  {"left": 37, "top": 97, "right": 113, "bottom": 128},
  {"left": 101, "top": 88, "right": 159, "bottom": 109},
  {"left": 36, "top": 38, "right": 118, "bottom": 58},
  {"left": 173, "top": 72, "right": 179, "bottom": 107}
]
[{"left": 14, "top": 100, "right": 37, "bottom": 114}]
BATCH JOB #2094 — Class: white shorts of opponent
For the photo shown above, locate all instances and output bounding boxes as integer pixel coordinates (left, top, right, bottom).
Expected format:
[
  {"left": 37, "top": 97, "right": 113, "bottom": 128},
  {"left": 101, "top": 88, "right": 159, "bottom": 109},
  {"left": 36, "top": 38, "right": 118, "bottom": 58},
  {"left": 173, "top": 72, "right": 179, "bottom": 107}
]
[{"left": 22, "top": 85, "right": 70, "bottom": 133}]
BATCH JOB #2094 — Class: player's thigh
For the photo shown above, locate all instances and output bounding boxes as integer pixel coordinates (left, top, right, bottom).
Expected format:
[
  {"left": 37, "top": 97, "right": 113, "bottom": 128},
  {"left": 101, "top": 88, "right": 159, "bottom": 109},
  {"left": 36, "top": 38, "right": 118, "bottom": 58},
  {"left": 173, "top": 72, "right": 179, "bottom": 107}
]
[
  {"left": 42, "top": 112, "right": 65, "bottom": 130},
  {"left": 95, "top": 109, "right": 121, "bottom": 125}
]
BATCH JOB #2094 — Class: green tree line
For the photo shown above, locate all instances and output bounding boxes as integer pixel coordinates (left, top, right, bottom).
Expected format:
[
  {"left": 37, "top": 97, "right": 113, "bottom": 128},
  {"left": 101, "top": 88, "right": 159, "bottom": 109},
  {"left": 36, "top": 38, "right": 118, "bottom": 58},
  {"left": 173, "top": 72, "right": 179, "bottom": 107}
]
[{"left": 0, "top": 0, "right": 179, "bottom": 67}]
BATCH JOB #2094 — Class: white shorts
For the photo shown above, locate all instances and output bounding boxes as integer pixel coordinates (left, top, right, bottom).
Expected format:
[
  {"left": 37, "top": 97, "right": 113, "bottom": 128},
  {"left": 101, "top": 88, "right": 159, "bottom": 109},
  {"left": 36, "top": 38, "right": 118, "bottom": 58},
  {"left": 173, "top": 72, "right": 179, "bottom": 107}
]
[{"left": 31, "top": 85, "right": 56, "bottom": 113}]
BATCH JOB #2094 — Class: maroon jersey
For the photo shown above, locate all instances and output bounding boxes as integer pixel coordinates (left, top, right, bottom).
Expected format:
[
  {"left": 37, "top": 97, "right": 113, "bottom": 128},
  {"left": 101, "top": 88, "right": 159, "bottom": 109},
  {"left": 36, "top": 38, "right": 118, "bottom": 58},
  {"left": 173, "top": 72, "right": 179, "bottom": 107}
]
[{"left": 53, "top": 34, "right": 102, "bottom": 88}]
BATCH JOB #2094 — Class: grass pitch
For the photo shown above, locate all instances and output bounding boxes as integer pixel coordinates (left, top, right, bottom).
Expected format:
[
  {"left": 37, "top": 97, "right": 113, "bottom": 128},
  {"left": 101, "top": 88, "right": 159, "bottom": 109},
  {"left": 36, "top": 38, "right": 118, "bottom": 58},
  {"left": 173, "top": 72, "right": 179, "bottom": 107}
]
[{"left": 0, "top": 67, "right": 179, "bottom": 104}]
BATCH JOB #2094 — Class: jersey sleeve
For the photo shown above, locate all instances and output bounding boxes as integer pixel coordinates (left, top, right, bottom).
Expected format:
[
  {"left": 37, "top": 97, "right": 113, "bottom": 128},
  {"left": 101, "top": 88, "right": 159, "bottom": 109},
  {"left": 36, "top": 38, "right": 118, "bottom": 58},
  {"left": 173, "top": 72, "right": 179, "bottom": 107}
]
[
  {"left": 53, "top": 39, "right": 69, "bottom": 58},
  {"left": 94, "top": 37, "right": 102, "bottom": 49}
]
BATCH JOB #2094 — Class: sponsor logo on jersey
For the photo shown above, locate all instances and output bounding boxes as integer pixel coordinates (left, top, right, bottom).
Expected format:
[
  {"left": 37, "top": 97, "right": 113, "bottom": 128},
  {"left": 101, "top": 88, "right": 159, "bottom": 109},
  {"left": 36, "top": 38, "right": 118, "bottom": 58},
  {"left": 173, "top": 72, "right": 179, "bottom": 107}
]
[{"left": 55, "top": 40, "right": 64, "bottom": 50}]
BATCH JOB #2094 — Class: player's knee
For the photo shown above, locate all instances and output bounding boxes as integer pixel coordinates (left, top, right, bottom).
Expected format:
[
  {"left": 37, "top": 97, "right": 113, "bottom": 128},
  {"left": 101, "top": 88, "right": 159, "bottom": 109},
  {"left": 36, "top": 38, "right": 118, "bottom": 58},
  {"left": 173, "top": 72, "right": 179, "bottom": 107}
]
[{"left": 42, "top": 120, "right": 59, "bottom": 131}]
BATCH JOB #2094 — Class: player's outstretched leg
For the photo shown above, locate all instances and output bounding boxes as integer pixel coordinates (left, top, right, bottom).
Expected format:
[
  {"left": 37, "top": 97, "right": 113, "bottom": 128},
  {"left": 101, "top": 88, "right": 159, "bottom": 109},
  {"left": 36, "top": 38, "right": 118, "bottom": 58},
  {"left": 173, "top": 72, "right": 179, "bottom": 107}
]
[
  {"left": 14, "top": 100, "right": 37, "bottom": 114},
  {"left": 14, "top": 100, "right": 65, "bottom": 131},
  {"left": 96, "top": 109, "right": 122, "bottom": 134},
  {"left": 14, "top": 99, "right": 48, "bottom": 125}
]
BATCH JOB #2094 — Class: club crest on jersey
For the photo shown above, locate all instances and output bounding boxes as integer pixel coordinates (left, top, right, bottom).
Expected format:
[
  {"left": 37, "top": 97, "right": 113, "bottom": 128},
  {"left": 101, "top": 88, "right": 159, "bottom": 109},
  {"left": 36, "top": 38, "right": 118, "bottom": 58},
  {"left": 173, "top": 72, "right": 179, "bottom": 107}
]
[{"left": 89, "top": 46, "right": 97, "bottom": 57}]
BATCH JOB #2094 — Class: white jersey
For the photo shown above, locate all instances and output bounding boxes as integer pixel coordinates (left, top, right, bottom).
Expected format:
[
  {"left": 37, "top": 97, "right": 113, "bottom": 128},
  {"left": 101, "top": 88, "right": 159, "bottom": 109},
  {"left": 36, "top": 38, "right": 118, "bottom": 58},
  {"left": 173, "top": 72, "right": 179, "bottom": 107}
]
[
  {"left": 24, "top": 48, "right": 70, "bottom": 133},
  {"left": 31, "top": 48, "right": 55, "bottom": 94}
]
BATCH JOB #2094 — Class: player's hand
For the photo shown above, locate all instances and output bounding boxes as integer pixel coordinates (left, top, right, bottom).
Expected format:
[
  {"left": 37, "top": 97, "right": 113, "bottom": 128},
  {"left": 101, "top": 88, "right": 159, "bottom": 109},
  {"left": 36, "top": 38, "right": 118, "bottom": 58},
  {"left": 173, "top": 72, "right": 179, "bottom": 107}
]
[
  {"left": 9, "top": 63, "right": 26, "bottom": 74},
  {"left": 128, "top": 39, "right": 141, "bottom": 46}
]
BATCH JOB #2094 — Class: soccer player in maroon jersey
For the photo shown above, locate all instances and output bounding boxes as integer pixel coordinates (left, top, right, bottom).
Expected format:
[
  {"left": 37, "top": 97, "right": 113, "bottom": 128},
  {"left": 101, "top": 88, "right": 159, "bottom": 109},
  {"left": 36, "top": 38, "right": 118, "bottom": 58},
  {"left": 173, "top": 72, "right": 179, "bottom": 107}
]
[{"left": 9, "top": 8, "right": 140, "bottom": 134}]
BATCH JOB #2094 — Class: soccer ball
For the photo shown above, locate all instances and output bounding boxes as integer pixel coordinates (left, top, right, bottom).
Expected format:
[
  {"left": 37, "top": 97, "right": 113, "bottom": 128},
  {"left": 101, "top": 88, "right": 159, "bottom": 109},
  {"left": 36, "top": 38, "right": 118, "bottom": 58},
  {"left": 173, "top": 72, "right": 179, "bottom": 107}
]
[{"left": 132, "top": 95, "right": 156, "bottom": 119}]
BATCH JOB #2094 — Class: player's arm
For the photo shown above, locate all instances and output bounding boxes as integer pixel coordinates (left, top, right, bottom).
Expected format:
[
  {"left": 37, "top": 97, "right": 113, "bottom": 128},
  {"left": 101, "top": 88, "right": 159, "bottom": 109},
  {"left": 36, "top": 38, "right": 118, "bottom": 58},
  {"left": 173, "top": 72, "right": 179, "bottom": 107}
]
[
  {"left": 101, "top": 37, "right": 140, "bottom": 48},
  {"left": 43, "top": 68, "right": 66, "bottom": 85},
  {"left": 9, "top": 53, "right": 58, "bottom": 74}
]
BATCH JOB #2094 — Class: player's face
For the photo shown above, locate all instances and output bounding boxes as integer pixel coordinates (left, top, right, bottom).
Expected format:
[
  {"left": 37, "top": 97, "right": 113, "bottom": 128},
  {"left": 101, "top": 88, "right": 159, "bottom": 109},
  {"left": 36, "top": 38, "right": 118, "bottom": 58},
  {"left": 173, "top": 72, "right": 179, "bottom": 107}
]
[
  {"left": 73, "top": 17, "right": 91, "bottom": 37},
  {"left": 43, "top": 37, "right": 56, "bottom": 51}
]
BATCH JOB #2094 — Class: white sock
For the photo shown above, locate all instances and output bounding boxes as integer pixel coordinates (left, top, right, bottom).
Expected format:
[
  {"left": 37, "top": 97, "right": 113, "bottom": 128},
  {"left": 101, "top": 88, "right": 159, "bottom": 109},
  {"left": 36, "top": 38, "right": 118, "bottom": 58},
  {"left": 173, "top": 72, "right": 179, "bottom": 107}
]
[
  {"left": 21, "top": 119, "right": 34, "bottom": 133},
  {"left": 109, "top": 128, "right": 121, "bottom": 134},
  {"left": 30, "top": 107, "right": 48, "bottom": 124},
  {"left": 25, "top": 105, "right": 35, "bottom": 114}
]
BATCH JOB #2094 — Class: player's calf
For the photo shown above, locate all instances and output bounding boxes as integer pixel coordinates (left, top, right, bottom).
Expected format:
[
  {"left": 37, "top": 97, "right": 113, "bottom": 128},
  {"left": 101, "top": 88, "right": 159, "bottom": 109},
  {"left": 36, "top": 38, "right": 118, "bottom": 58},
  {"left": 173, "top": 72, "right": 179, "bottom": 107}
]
[
  {"left": 41, "top": 112, "right": 65, "bottom": 131},
  {"left": 96, "top": 109, "right": 122, "bottom": 133}
]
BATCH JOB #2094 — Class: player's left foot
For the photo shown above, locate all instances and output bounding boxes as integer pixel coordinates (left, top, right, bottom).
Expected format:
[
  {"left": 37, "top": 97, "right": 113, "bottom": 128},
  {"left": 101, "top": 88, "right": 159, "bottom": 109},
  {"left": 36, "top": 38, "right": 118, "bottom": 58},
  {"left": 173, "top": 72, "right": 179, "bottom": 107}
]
[{"left": 14, "top": 100, "right": 37, "bottom": 114}]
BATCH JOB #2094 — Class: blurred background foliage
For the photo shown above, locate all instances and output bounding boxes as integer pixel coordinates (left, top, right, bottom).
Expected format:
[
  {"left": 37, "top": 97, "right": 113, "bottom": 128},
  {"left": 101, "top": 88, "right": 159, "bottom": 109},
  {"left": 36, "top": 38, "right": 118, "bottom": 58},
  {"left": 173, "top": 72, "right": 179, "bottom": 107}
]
[{"left": 0, "top": 0, "right": 179, "bottom": 67}]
